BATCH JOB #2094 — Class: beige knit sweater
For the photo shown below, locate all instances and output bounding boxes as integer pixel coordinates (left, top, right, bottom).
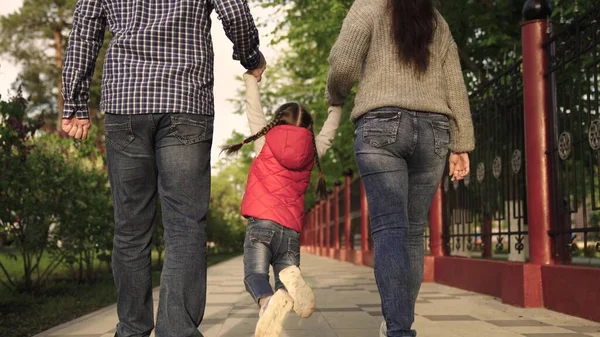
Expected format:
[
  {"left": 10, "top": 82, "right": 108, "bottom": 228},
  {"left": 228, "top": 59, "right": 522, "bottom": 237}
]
[{"left": 326, "top": 0, "right": 475, "bottom": 152}]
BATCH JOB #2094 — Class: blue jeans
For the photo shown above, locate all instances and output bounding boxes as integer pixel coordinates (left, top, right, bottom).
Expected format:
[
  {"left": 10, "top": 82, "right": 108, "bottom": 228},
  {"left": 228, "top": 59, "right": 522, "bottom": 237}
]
[
  {"left": 243, "top": 218, "right": 301, "bottom": 303},
  {"left": 105, "top": 113, "right": 213, "bottom": 337},
  {"left": 354, "top": 108, "right": 449, "bottom": 337}
]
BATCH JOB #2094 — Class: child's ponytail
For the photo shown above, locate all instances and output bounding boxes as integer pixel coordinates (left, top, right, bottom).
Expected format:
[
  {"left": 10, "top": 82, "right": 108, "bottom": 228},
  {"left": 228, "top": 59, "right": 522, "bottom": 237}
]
[
  {"left": 221, "top": 112, "right": 284, "bottom": 155},
  {"left": 221, "top": 141, "right": 245, "bottom": 155}
]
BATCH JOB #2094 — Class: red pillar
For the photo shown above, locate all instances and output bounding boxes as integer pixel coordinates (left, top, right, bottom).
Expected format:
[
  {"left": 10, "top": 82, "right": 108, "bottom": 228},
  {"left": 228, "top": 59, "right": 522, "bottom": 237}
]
[
  {"left": 313, "top": 208, "right": 318, "bottom": 250},
  {"left": 428, "top": 183, "right": 445, "bottom": 257},
  {"left": 522, "top": 15, "right": 553, "bottom": 265},
  {"left": 315, "top": 203, "right": 319, "bottom": 248},
  {"left": 307, "top": 209, "right": 313, "bottom": 247},
  {"left": 333, "top": 181, "right": 341, "bottom": 249},
  {"left": 344, "top": 170, "right": 353, "bottom": 250},
  {"left": 308, "top": 208, "right": 312, "bottom": 250},
  {"left": 360, "top": 180, "right": 369, "bottom": 254},
  {"left": 315, "top": 203, "right": 321, "bottom": 248},
  {"left": 319, "top": 200, "right": 325, "bottom": 248},
  {"left": 325, "top": 195, "right": 331, "bottom": 249},
  {"left": 304, "top": 226, "right": 308, "bottom": 246}
]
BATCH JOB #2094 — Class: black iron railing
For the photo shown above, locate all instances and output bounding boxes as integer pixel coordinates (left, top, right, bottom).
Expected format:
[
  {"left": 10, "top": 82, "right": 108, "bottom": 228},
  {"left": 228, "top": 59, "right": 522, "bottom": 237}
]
[
  {"left": 545, "top": 6, "right": 600, "bottom": 264},
  {"left": 443, "top": 58, "right": 529, "bottom": 260}
]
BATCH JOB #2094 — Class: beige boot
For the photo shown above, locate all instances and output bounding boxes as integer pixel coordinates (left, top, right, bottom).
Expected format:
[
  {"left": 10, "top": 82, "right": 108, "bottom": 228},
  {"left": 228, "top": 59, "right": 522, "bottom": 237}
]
[
  {"left": 380, "top": 320, "right": 387, "bottom": 337},
  {"left": 279, "top": 266, "right": 316, "bottom": 318},
  {"left": 255, "top": 289, "right": 293, "bottom": 337}
]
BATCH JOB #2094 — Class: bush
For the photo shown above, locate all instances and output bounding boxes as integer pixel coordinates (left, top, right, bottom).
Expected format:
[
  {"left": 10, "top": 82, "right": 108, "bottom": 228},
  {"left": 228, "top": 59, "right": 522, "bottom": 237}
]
[{"left": 0, "top": 92, "right": 114, "bottom": 291}]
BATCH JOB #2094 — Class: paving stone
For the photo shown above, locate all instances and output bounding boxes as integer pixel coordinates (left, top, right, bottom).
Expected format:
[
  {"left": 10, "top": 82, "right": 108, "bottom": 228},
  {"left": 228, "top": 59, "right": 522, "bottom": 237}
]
[{"left": 35, "top": 254, "right": 600, "bottom": 337}]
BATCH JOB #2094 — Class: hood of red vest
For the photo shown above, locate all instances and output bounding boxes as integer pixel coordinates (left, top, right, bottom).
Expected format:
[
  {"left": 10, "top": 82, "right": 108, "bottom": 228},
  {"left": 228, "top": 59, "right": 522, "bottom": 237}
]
[{"left": 264, "top": 125, "right": 314, "bottom": 170}]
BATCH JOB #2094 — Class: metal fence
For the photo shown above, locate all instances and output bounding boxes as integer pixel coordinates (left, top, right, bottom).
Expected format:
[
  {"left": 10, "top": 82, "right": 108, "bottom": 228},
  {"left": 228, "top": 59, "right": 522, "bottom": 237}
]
[
  {"left": 443, "top": 58, "right": 529, "bottom": 261},
  {"left": 545, "top": 6, "right": 600, "bottom": 264},
  {"left": 303, "top": 5, "right": 600, "bottom": 267}
]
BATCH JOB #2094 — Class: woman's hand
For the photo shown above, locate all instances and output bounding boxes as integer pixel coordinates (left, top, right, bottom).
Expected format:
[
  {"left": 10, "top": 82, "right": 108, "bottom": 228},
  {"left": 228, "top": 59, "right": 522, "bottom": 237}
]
[{"left": 449, "top": 152, "right": 470, "bottom": 181}]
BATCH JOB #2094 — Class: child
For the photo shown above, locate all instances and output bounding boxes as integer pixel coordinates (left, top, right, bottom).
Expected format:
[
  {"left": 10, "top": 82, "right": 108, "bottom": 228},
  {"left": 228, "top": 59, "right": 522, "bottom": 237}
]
[{"left": 222, "top": 73, "right": 341, "bottom": 337}]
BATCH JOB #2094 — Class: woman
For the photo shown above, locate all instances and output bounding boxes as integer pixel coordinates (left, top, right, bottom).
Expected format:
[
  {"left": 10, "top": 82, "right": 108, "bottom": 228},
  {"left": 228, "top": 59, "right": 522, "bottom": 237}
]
[{"left": 326, "top": 0, "right": 474, "bottom": 336}]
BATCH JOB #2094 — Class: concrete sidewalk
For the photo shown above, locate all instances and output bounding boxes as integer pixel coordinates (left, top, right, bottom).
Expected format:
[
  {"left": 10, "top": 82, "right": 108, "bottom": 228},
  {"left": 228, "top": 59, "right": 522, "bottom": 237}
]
[{"left": 35, "top": 254, "right": 600, "bottom": 337}]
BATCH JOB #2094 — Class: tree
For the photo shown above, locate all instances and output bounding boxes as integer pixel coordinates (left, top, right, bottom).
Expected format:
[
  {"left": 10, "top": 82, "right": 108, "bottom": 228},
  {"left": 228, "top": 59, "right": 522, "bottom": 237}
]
[
  {"left": 0, "top": 0, "right": 110, "bottom": 134},
  {"left": 0, "top": 0, "right": 77, "bottom": 132}
]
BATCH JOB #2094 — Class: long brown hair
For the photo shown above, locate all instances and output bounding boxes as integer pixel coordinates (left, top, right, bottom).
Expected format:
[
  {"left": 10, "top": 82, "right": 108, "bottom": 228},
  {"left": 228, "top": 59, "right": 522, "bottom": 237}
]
[
  {"left": 388, "top": 0, "right": 437, "bottom": 75},
  {"left": 221, "top": 102, "right": 327, "bottom": 199}
]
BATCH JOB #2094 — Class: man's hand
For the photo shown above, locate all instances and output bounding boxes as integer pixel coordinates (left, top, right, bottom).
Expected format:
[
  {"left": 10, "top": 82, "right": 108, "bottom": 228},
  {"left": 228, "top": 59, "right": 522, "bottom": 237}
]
[
  {"left": 449, "top": 152, "right": 470, "bottom": 181},
  {"left": 62, "top": 117, "right": 91, "bottom": 140},
  {"left": 247, "top": 51, "right": 267, "bottom": 82}
]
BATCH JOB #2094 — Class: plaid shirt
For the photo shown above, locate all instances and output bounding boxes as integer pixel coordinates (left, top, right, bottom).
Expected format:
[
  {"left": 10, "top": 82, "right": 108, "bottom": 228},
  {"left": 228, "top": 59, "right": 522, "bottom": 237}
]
[{"left": 62, "top": 0, "right": 260, "bottom": 119}]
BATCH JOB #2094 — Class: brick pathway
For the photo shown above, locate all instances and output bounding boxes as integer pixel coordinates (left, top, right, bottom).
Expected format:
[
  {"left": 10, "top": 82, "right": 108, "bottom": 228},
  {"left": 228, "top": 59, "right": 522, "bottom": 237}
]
[{"left": 35, "top": 254, "right": 600, "bottom": 337}]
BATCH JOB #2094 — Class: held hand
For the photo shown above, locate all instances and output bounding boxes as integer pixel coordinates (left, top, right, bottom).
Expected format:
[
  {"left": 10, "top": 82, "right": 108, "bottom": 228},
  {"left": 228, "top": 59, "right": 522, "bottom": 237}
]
[
  {"left": 62, "top": 117, "right": 91, "bottom": 140},
  {"left": 247, "top": 51, "right": 266, "bottom": 82},
  {"left": 449, "top": 152, "right": 470, "bottom": 181}
]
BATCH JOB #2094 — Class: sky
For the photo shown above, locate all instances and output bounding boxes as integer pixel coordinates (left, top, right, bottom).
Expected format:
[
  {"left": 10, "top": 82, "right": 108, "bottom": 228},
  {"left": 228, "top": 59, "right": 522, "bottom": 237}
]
[{"left": 0, "top": 1, "right": 280, "bottom": 173}]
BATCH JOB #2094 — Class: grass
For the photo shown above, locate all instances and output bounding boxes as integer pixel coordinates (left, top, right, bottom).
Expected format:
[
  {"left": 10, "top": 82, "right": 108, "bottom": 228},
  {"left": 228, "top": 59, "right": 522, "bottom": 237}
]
[
  {"left": 0, "top": 251, "right": 240, "bottom": 337},
  {"left": 0, "top": 248, "right": 71, "bottom": 284}
]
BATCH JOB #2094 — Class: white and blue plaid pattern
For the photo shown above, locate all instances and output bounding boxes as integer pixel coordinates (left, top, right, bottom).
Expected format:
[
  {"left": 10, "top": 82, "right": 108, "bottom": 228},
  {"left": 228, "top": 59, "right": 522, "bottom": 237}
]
[{"left": 62, "top": 0, "right": 260, "bottom": 119}]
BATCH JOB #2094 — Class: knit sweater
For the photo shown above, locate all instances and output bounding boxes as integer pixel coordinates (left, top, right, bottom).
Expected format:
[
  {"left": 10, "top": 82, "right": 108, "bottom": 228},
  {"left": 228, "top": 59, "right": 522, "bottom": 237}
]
[{"left": 326, "top": 0, "right": 475, "bottom": 152}]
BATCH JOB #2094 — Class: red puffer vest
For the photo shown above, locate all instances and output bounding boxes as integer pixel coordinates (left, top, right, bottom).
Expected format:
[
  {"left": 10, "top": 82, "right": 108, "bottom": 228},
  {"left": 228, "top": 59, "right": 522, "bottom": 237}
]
[{"left": 241, "top": 125, "right": 315, "bottom": 232}]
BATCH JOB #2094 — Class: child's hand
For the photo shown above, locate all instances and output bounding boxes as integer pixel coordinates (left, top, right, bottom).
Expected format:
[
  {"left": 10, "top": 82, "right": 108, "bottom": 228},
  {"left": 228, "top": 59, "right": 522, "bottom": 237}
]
[{"left": 243, "top": 72, "right": 258, "bottom": 81}]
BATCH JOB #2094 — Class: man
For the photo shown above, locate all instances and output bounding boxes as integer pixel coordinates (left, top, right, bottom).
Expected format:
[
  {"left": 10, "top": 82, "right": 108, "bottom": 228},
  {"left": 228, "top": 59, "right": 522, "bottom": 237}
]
[{"left": 61, "top": 1, "right": 265, "bottom": 336}]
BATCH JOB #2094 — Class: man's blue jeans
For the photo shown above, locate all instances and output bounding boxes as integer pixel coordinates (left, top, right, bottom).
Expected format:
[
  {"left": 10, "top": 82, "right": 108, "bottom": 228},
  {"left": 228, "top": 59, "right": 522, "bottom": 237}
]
[{"left": 106, "top": 113, "right": 213, "bottom": 337}]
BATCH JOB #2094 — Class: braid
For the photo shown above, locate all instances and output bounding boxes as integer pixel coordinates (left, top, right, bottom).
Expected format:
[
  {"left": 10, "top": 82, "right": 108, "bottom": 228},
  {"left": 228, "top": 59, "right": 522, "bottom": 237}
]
[
  {"left": 221, "top": 112, "right": 285, "bottom": 155},
  {"left": 311, "top": 127, "right": 327, "bottom": 200}
]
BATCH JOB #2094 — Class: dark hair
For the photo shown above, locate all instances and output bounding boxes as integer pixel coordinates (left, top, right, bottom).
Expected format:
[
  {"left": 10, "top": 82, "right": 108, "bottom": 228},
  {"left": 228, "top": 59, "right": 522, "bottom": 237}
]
[
  {"left": 221, "top": 102, "right": 327, "bottom": 199},
  {"left": 388, "top": 0, "right": 437, "bottom": 75}
]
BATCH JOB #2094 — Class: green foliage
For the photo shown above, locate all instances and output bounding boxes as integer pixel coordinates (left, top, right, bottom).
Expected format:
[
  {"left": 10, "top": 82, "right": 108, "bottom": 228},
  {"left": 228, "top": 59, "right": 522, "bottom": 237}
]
[
  {"left": 0, "top": 92, "right": 113, "bottom": 291},
  {"left": 438, "top": 0, "right": 596, "bottom": 88},
  {"left": 152, "top": 202, "right": 165, "bottom": 268},
  {"left": 41, "top": 132, "right": 113, "bottom": 284},
  {"left": 0, "top": 0, "right": 108, "bottom": 131},
  {"left": 0, "top": 92, "right": 60, "bottom": 291},
  {"left": 208, "top": 156, "right": 252, "bottom": 253}
]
